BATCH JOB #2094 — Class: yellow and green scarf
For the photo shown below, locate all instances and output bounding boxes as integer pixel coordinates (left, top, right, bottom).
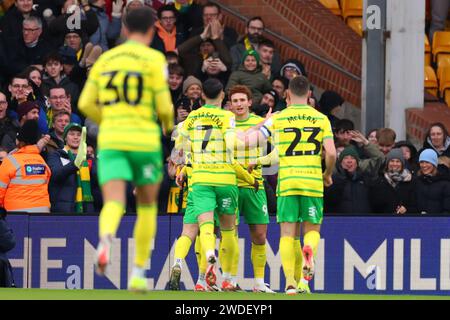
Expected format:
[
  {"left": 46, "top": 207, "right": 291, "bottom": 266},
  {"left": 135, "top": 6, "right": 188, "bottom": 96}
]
[{"left": 65, "top": 147, "right": 93, "bottom": 213}]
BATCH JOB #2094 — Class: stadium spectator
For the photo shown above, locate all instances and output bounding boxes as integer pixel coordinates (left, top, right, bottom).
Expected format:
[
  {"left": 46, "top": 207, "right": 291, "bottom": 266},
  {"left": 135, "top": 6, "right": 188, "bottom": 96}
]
[
  {"left": 257, "top": 38, "right": 280, "bottom": 80},
  {"left": 0, "top": 120, "right": 51, "bottom": 213},
  {"left": 4, "top": 16, "right": 54, "bottom": 77},
  {"left": 0, "top": 210, "right": 15, "bottom": 287},
  {"left": 0, "top": 92, "right": 19, "bottom": 152},
  {"left": 177, "top": 23, "right": 232, "bottom": 77},
  {"left": 165, "top": 51, "right": 180, "bottom": 65},
  {"left": 395, "top": 140, "right": 419, "bottom": 174},
  {"left": 252, "top": 89, "right": 278, "bottom": 117},
  {"left": 271, "top": 75, "right": 288, "bottom": 111},
  {"left": 47, "top": 86, "right": 82, "bottom": 125},
  {"left": 367, "top": 128, "right": 378, "bottom": 145},
  {"left": 415, "top": 149, "right": 450, "bottom": 214},
  {"left": 151, "top": 4, "right": 186, "bottom": 54},
  {"left": 369, "top": 148, "right": 417, "bottom": 215},
  {"left": 226, "top": 49, "right": 272, "bottom": 106},
  {"left": 324, "top": 145, "right": 374, "bottom": 214},
  {"left": 47, "top": 123, "right": 100, "bottom": 213},
  {"left": 230, "top": 17, "right": 281, "bottom": 73},
  {"left": 318, "top": 90, "right": 344, "bottom": 131},
  {"left": 188, "top": 2, "right": 238, "bottom": 49},
  {"left": 175, "top": 75, "right": 202, "bottom": 123},
  {"left": 333, "top": 119, "right": 354, "bottom": 155},
  {"left": 197, "top": 52, "right": 230, "bottom": 87},
  {"left": 47, "top": 1, "right": 99, "bottom": 47},
  {"left": 58, "top": 45, "right": 87, "bottom": 90},
  {"left": 7, "top": 74, "right": 33, "bottom": 113},
  {"left": 17, "top": 100, "right": 49, "bottom": 136},
  {"left": 41, "top": 53, "right": 80, "bottom": 109},
  {"left": 0, "top": 0, "right": 48, "bottom": 41},
  {"left": 279, "top": 59, "right": 307, "bottom": 80},
  {"left": 89, "top": 0, "right": 122, "bottom": 52},
  {"left": 46, "top": 110, "right": 70, "bottom": 153},
  {"left": 420, "top": 122, "right": 450, "bottom": 158},
  {"left": 124, "top": 0, "right": 144, "bottom": 13},
  {"left": 168, "top": 63, "right": 185, "bottom": 104},
  {"left": 377, "top": 128, "right": 397, "bottom": 155}
]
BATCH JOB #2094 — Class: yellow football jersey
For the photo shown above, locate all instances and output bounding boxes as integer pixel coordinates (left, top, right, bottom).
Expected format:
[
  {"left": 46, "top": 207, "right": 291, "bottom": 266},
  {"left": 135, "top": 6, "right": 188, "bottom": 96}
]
[
  {"left": 78, "top": 40, "right": 173, "bottom": 152},
  {"left": 261, "top": 104, "right": 333, "bottom": 197},
  {"left": 235, "top": 113, "right": 264, "bottom": 188},
  {"left": 178, "top": 105, "right": 237, "bottom": 186}
]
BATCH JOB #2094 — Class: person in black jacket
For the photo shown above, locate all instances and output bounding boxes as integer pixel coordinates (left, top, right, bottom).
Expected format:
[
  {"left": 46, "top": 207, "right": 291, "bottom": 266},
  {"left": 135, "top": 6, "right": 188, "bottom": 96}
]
[
  {"left": 415, "top": 149, "right": 450, "bottom": 214},
  {"left": 151, "top": 5, "right": 186, "bottom": 54},
  {"left": 419, "top": 122, "right": 450, "bottom": 159},
  {"left": 0, "top": 210, "right": 16, "bottom": 287},
  {"left": 47, "top": 123, "right": 101, "bottom": 213},
  {"left": 324, "top": 145, "right": 374, "bottom": 214},
  {"left": 0, "top": 91, "right": 20, "bottom": 152},
  {"left": 369, "top": 148, "right": 417, "bottom": 215}
]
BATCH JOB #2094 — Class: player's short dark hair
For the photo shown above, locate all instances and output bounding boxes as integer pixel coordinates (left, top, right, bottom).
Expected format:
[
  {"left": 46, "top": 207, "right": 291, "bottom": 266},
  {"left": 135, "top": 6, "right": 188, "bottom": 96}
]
[
  {"left": 168, "top": 63, "right": 184, "bottom": 77},
  {"left": 157, "top": 4, "right": 178, "bottom": 19},
  {"left": 202, "top": 78, "right": 223, "bottom": 100},
  {"left": 247, "top": 16, "right": 264, "bottom": 28},
  {"left": 288, "top": 75, "right": 310, "bottom": 97},
  {"left": 335, "top": 119, "right": 354, "bottom": 132},
  {"left": 124, "top": 7, "right": 155, "bottom": 34}
]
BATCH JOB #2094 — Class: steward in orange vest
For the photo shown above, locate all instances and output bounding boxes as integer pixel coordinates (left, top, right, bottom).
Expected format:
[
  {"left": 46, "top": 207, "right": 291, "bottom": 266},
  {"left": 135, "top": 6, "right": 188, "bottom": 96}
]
[{"left": 0, "top": 120, "right": 51, "bottom": 213}]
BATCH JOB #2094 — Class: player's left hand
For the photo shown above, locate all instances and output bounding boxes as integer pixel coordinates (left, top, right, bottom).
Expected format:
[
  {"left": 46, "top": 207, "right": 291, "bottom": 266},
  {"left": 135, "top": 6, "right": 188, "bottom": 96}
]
[
  {"left": 247, "top": 163, "right": 256, "bottom": 173},
  {"left": 176, "top": 172, "right": 185, "bottom": 188},
  {"left": 323, "top": 173, "right": 333, "bottom": 187},
  {"left": 253, "top": 179, "right": 259, "bottom": 192}
]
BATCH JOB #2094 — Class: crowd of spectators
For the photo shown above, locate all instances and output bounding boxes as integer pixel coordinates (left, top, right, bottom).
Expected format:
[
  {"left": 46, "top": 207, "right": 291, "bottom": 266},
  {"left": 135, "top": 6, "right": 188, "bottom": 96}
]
[{"left": 0, "top": 0, "right": 449, "bottom": 215}]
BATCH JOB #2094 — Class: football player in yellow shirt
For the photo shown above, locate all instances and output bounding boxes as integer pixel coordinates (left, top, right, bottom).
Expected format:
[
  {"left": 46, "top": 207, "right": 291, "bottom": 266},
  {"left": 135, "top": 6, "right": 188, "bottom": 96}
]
[
  {"left": 78, "top": 7, "right": 173, "bottom": 292},
  {"left": 242, "top": 76, "right": 336, "bottom": 294}
]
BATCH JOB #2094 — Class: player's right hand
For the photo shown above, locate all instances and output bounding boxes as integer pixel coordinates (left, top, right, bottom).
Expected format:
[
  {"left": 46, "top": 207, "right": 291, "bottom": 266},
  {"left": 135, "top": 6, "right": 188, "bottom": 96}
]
[
  {"left": 176, "top": 172, "right": 185, "bottom": 188},
  {"left": 247, "top": 163, "right": 256, "bottom": 173}
]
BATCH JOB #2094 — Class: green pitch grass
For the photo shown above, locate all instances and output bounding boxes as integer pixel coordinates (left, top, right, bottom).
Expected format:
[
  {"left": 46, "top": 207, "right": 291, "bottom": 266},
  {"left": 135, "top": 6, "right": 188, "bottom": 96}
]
[{"left": 0, "top": 289, "right": 449, "bottom": 300}]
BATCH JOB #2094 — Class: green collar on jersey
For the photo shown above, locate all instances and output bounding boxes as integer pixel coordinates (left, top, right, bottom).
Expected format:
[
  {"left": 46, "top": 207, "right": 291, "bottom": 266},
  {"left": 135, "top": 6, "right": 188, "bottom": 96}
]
[
  {"left": 235, "top": 114, "right": 251, "bottom": 122},
  {"left": 289, "top": 104, "right": 310, "bottom": 108},
  {"left": 202, "top": 104, "right": 221, "bottom": 109}
]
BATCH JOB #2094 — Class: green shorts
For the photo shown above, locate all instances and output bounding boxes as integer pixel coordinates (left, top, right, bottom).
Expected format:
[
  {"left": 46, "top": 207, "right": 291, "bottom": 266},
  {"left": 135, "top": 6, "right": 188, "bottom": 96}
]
[
  {"left": 192, "top": 184, "right": 238, "bottom": 216},
  {"left": 98, "top": 149, "right": 162, "bottom": 186},
  {"left": 239, "top": 188, "right": 269, "bottom": 225},
  {"left": 277, "top": 195, "right": 323, "bottom": 224},
  {"left": 183, "top": 192, "right": 196, "bottom": 224}
]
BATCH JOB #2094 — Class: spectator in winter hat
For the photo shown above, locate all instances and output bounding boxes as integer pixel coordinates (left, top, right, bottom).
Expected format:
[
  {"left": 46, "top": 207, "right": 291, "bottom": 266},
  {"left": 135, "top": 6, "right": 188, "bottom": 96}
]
[
  {"left": 226, "top": 49, "right": 272, "bottom": 106},
  {"left": 415, "top": 149, "right": 450, "bottom": 214},
  {"left": 369, "top": 148, "right": 417, "bottom": 215}
]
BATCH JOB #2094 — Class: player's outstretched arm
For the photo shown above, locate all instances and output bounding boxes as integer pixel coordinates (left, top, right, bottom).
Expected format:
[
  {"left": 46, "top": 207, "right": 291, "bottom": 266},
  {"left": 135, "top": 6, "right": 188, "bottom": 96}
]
[{"left": 323, "top": 138, "right": 337, "bottom": 187}]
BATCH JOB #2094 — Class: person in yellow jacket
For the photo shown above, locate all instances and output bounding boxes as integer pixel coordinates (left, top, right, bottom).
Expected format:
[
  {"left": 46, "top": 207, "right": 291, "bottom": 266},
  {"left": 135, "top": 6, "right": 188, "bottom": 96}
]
[{"left": 0, "top": 120, "right": 51, "bottom": 213}]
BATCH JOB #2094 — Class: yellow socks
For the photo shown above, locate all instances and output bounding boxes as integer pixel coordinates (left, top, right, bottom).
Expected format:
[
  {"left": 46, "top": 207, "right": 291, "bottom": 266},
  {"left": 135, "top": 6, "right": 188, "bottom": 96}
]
[
  {"left": 251, "top": 243, "right": 266, "bottom": 280},
  {"left": 133, "top": 204, "right": 157, "bottom": 268},
  {"left": 231, "top": 231, "right": 240, "bottom": 280},
  {"left": 220, "top": 229, "right": 236, "bottom": 276},
  {"left": 194, "top": 235, "right": 202, "bottom": 269},
  {"left": 279, "top": 236, "right": 296, "bottom": 288},
  {"left": 199, "top": 222, "right": 216, "bottom": 259},
  {"left": 99, "top": 201, "right": 125, "bottom": 238},
  {"left": 304, "top": 230, "right": 321, "bottom": 256},
  {"left": 174, "top": 235, "right": 192, "bottom": 267},
  {"left": 294, "top": 238, "right": 303, "bottom": 283}
]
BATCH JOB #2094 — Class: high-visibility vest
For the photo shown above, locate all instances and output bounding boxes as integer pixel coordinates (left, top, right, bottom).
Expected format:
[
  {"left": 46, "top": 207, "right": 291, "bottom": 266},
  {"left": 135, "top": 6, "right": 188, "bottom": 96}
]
[{"left": 0, "top": 145, "right": 51, "bottom": 213}]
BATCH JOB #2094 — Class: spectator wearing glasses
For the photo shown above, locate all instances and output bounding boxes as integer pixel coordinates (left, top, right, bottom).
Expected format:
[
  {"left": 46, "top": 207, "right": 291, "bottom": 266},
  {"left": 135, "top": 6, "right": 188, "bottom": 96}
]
[
  {"left": 4, "top": 16, "right": 54, "bottom": 77},
  {"left": 151, "top": 4, "right": 187, "bottom": 54},
  {"left": 188, "top": 2, "right": 238, "bottom": 49},
  {"left": 47, "top": 86, "right": 82, "bottom": 126},
  {"left": 279, "top": 59, "right": 307, "bottom": 81},
  {"left": 230, "top": 17, "right": 282, "bottom": 74},
  {"left": 0, "top": 0, "right": 49, "bottom": 42}
]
